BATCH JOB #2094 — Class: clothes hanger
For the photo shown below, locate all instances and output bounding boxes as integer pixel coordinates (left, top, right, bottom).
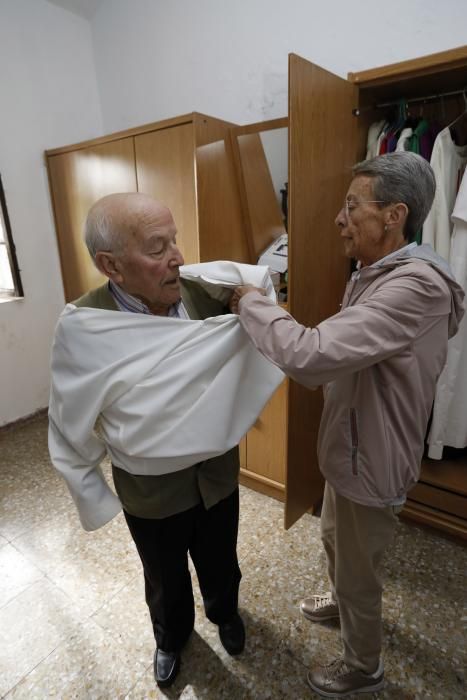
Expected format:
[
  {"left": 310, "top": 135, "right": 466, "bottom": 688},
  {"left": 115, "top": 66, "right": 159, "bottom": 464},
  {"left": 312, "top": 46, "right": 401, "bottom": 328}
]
[
  {"left": 447, "top": 89, "right": 467, "bottom": 145},
  {"left": 447, "top": 89, "right": 467, "bottom": 128}
]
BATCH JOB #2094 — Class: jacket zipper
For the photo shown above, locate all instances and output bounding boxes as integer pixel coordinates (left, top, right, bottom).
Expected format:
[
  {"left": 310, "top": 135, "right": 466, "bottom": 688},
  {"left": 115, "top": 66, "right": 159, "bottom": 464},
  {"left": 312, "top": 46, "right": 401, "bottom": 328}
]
[{"left": 350, "top": 408, "right": 359, "bottom": 475}]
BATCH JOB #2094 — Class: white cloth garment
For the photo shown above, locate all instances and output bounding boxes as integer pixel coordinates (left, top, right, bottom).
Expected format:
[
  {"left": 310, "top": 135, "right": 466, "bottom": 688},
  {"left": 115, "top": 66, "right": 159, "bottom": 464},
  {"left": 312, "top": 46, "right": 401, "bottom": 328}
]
[
  {"left": 395, "top": 127, "right": 413, "bottom": 152},
  {"left": 422, "top": 127, "right": 467, "bottom": 261},
  {"left": 49, "top": 261, "right": 284, "bottom": 530},
  {"left": 366, "top": 120, "right": 387, "bottom": 160},
  {"left": 428, "top": 171, "right": 467, "bottom": 457}
]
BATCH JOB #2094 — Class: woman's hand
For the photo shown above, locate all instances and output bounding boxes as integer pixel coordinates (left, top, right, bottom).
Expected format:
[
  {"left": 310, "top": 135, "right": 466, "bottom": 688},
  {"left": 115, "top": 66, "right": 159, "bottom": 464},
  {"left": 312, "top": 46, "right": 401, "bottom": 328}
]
[{"left": 229, "top": 285, "right": 266, "bottom": 314}]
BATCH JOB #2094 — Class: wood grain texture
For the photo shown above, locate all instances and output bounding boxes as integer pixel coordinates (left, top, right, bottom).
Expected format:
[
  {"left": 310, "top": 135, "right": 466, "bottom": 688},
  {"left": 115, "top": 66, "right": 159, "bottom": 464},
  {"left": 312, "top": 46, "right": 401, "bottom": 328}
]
[
  {"left": 47, "top": 138, "right": 137, "bottom": 301},
  {"left": 193, "top": 113, "right": 237, "bottom": 148},
  {"left": 195, "top": 138, "right": 251, "bottom": 262},
  {"left": 239, "top": 470, "right": 285, "bottom": 502},
  {"left": 45, "top": 114, "right": 196, "bottom": 156},
  {"left": 232, "top": 117, "right": 288, "bottom": 136},
  {"left": 231, "top": 132, "right": 286, "bottom": 260},
  {"left": 285, "top": 54, "right": 358, "bottom": 530},
  {"left": 402, "top": 501, "right": 466, "bottom": 541},
  {"left": 408, "top": 482, "right": 466, "bottom": 519},
  {"left": 350, "top": 48, "right": 467, "bottom": 106},
  {"left": 135, "top": 124, "right": 199, "bottom": 263},
  {"left": 348, "top": 46, "right": 467, "bottom": 86},
  {"left": 420, "top": 458, "right": 467, "bottom": 496},
  {"left": 244, "top": 380, "right": 287, "bottom": 486},
  {"left": 239, "top": 437, "right": 247, "bottom": 470}
]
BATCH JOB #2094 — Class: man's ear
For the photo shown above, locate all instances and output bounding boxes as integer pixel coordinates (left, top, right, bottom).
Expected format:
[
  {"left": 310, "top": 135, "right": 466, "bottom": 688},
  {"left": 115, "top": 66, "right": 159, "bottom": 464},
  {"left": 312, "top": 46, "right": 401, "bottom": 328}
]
[
  {"left": 95, "top": 251, "right": 123, "bottom": 283},
  {"left": 386, "top": 202, "right": 408, "bottom": 231}
]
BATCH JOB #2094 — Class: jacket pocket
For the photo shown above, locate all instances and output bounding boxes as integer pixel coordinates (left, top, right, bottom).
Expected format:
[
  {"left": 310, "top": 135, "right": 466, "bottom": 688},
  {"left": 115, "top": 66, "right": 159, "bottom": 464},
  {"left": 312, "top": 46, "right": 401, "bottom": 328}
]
[{"left": 349, "top": 408, "right": 359, "bottom": 475}]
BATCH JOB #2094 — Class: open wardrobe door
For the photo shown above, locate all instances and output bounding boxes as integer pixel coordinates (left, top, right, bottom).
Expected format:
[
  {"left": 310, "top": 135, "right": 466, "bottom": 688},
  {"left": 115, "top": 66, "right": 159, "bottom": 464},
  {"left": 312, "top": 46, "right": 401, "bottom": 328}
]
[{"left": 285, "top": 54, "right": 359, "bottom": 529}]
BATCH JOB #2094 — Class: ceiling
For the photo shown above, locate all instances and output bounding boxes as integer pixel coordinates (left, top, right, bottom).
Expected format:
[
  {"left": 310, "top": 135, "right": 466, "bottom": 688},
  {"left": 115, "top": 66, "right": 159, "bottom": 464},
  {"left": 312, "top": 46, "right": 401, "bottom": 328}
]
[{"left": 46, "top": 0, "right": 104, "bottom": 20}]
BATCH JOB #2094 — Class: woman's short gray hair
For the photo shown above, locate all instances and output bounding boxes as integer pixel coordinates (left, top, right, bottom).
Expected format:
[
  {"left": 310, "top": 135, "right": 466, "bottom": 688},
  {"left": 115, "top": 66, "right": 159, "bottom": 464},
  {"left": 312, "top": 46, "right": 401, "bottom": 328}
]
[
  {"left": 352, "top": 152, "right": 436, "bottom": 241},
  {"left": 84, "top": 203, "right": 124, "bottom": 261}
]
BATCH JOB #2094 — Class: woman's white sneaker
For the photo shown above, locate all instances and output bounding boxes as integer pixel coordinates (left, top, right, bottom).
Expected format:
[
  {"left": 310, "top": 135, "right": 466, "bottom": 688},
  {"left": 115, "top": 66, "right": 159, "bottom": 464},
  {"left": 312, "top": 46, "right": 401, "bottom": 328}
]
[{"left": 300, "top": 593, "right": 340, "bottom": 622}]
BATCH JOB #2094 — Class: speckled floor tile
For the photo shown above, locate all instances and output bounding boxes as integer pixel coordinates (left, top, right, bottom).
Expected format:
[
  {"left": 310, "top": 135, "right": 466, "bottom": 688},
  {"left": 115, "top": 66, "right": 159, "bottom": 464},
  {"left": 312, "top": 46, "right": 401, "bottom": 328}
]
[
  {"left": 0, "top": 416, "right": 52, "bottom": 488},
  {"left": 381, "top": 628, "right": 466, "bottom": 699},
  {"left": 0, "top": 477, "right": 71, "bottom": 541},
  {"left": 44, "top": 539, "right": 141, "bottom": 616},
  {"left": 91, "top": 572, "right": 154, "bottom": 648},
  {"left": 5, "top": 617, "right": 149, "bottom": 700},
  {"left": 237, "top": 487, "right": 285, "bottom": 561},
  {"left": 1, "top": 414, "right": 465, "bottom": 700},
  {"left": 124, "top": 630, "right": 314, "bottom": 700},
  {"left": 0, "top": 543, "right": 44, "bottom": 608},
  {"left": 12, "top": 506, "right": 134, "bottom": 576},
  {"left": 0, "top": 578, "right": 83, "bottom": 695}
]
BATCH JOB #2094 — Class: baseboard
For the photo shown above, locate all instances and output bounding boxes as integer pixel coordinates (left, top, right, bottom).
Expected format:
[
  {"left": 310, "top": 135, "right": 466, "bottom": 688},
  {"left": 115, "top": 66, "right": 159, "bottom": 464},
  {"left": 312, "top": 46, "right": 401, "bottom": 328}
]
[{"left": 0, "top": 407, "right": 48, "bottom": 432}]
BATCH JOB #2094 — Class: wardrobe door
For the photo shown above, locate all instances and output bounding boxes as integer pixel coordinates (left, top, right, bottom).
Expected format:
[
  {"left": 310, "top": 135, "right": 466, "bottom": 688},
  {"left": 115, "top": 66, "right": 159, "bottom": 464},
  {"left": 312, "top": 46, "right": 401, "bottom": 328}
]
[
  {"left": 135, "top": 123, "right": 199, "bottom": 263},
  {"left": 285, "top": 54, "right": 359, "bottom": 528},
  {"left": 47, "top": 138, "right": 137, "bottom": 301}
]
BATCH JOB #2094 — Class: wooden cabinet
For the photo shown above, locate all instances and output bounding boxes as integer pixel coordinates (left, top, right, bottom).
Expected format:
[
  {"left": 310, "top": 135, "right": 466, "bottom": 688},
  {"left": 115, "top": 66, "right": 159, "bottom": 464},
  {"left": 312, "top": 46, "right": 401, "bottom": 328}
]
[
  {"left": 47, "top": 138, "right": 137, "bottom": 301},
  {"left": 234, "top": 57, "right": 358, "bottom": 526},
  {"left": 347, "top": 47, "right": 467, "bottom": 540},
  {"left": 235, "top": 47, "right": 467, "bottom": 540},
  {"left": 134, "top": 124, "right": 199, "bottom": 262},
  {"left": 240, "top": 379, "right": 288, "bottom": 501},
  {"left": 46, "top": 113, "right": 251, "bottom": 302},
  {"left": 46, "top": 50, "right": 467, "bottom": 540}
]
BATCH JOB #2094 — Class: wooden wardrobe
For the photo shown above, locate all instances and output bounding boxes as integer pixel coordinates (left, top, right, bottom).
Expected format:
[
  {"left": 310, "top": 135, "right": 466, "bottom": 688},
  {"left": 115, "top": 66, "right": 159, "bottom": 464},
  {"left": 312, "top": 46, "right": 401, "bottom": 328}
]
[
  {"left": 46, "top": 48, "right": 467, "bottom": 541},
  {"left": 235, "top": 46, "right": 467, "bottom": 539},
  {"left": 46, "top": 113, "right": 251, "bottom": 302}
]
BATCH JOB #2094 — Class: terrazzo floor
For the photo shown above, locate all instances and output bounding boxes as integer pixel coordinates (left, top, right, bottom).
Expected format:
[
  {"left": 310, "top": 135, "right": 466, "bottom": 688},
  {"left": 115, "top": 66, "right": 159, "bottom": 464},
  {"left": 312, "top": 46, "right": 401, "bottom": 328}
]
[{"left": 0, "top": 413, "right": 465, "bottom": 699}]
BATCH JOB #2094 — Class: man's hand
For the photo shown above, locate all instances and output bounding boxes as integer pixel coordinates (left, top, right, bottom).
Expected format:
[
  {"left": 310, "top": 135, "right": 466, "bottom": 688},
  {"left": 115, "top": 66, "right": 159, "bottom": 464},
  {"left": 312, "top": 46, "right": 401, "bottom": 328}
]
[{"left": 229, "top": 285, "right": 267, "bottom": 314}]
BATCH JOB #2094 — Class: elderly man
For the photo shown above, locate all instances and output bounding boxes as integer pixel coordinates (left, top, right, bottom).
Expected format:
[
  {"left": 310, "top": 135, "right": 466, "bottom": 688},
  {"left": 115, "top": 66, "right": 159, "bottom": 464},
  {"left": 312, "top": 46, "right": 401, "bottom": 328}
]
[
  {"left": 231, "top": 152, "right": 465, "bottom": 697},
  {"left": 49, "top": 193, "right": 249, "bottom": 689}
]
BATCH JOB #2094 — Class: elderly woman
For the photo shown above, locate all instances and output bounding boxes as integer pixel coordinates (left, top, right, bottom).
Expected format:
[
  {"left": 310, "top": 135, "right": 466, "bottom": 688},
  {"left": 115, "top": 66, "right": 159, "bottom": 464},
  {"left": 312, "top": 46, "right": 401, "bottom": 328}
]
[{"left": 231, "top": 152, "right": 465, "bottom": 698}]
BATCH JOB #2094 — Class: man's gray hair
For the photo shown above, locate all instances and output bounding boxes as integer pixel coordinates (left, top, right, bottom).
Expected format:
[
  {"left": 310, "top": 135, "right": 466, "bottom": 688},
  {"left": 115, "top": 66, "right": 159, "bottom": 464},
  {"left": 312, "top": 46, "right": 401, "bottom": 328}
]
[
  {"left": 352, "top": 151, "right": 436, "bottom": 242},
  {"left": 84, "top": 204, "right": 124, "bottom": 261}
]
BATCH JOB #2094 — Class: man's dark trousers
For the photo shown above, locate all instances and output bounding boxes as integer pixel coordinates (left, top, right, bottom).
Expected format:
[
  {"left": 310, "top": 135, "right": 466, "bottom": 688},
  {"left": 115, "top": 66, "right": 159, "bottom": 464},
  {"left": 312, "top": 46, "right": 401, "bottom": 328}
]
[{"left": 124, "top": 488, "right": 241, "bottom": 652}]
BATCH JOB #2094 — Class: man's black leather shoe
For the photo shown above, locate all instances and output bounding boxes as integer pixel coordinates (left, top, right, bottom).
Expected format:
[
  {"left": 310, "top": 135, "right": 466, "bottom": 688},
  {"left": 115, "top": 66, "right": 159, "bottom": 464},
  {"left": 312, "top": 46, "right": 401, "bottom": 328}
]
[
  {"left": 153, "top": 648, "right": 180, "bottom": 688},
  {"left": 219, "top": 613, "right": 246, "bottom": 655}
]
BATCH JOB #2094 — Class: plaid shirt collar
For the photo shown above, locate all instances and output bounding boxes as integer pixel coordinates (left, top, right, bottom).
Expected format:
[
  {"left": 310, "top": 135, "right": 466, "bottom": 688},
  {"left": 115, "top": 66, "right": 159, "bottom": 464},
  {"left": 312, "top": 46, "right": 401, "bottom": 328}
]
[{"left": 108, "top": 280, "right": 187, "bottom": 318}]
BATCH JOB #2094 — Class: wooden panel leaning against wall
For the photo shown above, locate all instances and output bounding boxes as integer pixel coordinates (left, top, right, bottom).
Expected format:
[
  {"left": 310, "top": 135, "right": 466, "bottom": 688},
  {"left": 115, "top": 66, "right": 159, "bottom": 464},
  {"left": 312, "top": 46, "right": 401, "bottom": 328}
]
[
  {"left": 194, "top": 113, "right": 252, "bottom": 263},
  {"left": 229, "top": 120, "right": 287, "bottom": 261}
]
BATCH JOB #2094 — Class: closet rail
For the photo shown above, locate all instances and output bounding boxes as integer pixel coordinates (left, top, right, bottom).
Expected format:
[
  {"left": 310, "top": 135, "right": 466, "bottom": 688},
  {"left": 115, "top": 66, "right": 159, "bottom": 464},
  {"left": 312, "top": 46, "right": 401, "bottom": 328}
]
[{"left": 352, "top": 87, "right": 467, "bottom": 116}]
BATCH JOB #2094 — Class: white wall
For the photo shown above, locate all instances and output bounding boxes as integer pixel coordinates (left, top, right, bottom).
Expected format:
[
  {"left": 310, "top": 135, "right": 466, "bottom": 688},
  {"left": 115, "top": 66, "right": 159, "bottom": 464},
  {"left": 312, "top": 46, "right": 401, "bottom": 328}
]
[
  {"left": 0, "top": 0, "right": 103, "bottom": 425},
  {"left": 2, "top": 0, "right": 466, "bottom": 424},
  {"left": 90, "top": 0, "right": 467, "bottom": 133}
]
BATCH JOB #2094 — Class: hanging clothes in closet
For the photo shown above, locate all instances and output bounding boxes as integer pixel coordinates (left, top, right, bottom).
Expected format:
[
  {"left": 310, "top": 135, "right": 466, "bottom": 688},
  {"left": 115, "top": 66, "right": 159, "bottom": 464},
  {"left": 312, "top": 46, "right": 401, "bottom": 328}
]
[
  {"left": 422, "top": 127, "right": 467, "bottom": 260},
  {"left": 427, "top": 168, "right": 467, "bottom": 458},
  {"left": 364, "top": 93, "right": 467, "bottom": 459},
  {"left": 365, "top": 100, "right": 441, "bottom": 164},
  {"left": 423, "top": 97, "right": 467, "bottom": 458}
]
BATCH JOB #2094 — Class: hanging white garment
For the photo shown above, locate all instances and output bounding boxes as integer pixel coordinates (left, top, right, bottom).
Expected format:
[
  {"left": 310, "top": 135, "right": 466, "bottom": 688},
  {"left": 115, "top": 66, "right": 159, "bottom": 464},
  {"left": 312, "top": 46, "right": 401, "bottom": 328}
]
[
  {"left": 422, "top": 127, "right": 467, "bottom": 261},
  {"left": 49, "top": 261, "right": 284, "bottom": 530},
  {"left": 366, "top": 120, "right": 387, "bottom": 160},
  {"left": 427, "top": 172, "right": 467, "bottom": 458},
  {"left": 375, "top": 123, "right": 389, "bottom": 157},
  {"left": 395, "top": 127, "right": 413, "bottom": 151}
]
